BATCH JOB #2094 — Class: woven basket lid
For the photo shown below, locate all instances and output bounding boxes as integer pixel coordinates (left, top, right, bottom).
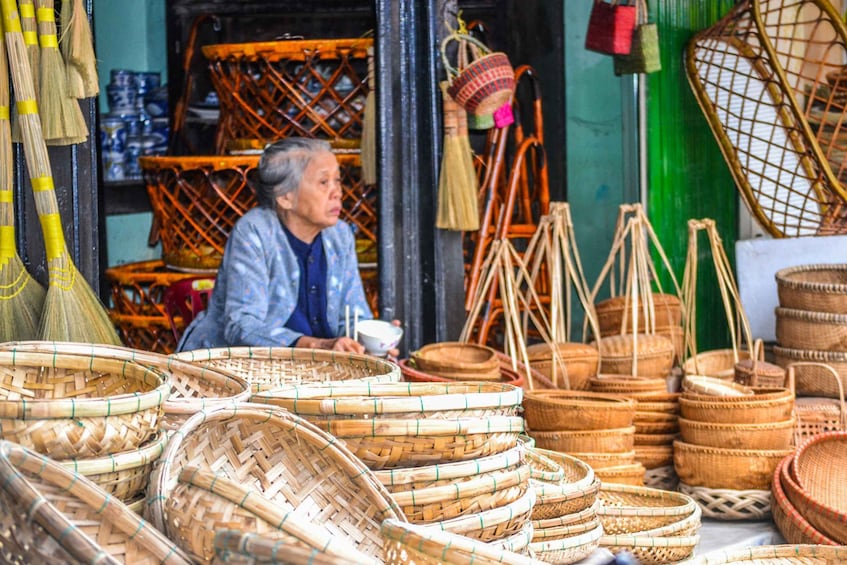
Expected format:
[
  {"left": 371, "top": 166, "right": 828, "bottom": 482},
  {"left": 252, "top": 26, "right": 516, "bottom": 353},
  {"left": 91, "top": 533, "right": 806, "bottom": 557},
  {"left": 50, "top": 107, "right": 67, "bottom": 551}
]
[
  {"left": 734, "top": 358, "right": 785, "bottom": 378},
  {"left": 526, "top": 342, "right": 599, "bottom": 362}
]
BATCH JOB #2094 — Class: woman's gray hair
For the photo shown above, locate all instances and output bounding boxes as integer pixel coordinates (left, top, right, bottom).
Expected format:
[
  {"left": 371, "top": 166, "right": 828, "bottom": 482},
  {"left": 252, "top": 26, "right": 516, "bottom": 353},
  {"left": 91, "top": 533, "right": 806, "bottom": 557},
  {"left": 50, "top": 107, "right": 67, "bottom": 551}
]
[{"left": 254, "top": 137, "right": 333, "bottom": 208}]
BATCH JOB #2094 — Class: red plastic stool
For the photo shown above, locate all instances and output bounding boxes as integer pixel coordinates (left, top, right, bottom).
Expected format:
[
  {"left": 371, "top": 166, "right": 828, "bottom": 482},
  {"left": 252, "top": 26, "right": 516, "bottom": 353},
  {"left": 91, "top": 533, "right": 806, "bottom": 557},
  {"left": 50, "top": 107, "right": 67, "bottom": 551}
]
[{"left": 163, "top": 276, "right": 216, "bottom": 342}]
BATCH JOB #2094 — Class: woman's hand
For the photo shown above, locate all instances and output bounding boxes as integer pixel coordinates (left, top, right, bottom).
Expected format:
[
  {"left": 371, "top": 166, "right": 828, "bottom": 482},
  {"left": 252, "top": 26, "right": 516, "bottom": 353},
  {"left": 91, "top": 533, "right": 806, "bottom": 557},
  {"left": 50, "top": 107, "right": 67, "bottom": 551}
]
[{"left": 295, "top": 335, "right": 365, "bottom": 354}]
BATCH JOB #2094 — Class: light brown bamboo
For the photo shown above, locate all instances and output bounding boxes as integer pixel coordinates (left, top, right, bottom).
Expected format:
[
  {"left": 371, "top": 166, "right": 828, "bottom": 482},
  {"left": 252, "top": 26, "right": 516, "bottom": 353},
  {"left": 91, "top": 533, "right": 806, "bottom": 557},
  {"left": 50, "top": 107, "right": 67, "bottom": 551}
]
[{"left": 60, "top": 0, "right": 98, "bottom": 98}]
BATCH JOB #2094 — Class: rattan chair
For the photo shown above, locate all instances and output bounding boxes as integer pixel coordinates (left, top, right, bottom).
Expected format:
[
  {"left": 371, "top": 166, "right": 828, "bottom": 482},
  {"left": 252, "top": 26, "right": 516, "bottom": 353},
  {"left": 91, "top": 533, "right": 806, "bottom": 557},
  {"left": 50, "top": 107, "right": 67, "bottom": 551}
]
[{"left": 686, "top": 0, "right": 847, "bottom": 238}]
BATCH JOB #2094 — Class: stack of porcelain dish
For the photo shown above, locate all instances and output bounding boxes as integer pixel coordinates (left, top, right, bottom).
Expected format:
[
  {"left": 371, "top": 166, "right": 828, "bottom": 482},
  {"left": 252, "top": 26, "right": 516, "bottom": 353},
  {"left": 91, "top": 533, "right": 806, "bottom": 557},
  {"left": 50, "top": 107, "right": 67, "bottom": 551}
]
[
  {"left": 595, "top": 483, "right": 701, "bottom": 565},
  {"left": 253, "top": 381, "right": 528, "bottom": 547},
  {"left": 674, "top": 375, "right": 795, "bottom": 521}
]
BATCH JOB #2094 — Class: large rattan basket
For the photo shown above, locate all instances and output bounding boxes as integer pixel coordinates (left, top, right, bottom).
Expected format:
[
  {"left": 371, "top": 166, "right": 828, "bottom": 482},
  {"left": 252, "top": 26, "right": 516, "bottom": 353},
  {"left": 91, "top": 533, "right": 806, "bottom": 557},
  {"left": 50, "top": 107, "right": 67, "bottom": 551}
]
[
  {"left": 0, "top": 350, "right": 170, "bottom": 459},
  {"left": 674, "top": 440, "right": 792, "bottom": 490},
  {"left": 776, "top": 307, "right": 847, "bottom": 351},
  {"left": 530, "top": 426, "right": 636, "bottom": 454},
  {"left": 174, "top": 346, "right": 400, "bottom": 392},
  {"left": 147, "top": 403, "right": 405, "bottom": 562},
  {"left": 594, "top": 334, "right": 675, "bottom": 379},
  {"left": 0, "top": 440, "right": 191, "bottom": 564},
  {"left": 678, "top": 416, "right": 795, "bottom": 450},
  {"left": 776, "top": 264, "right": 847, "bottom": 314},
  {"left": 791, "top": 432, "right": 847, "bottom": 544},
  {"left": 679, "top": 387, "right": 795, "bottom": 424},
  {"left": 522, "top": 390, "right": 635, "bottom": 432},
  {"left": 772, "top": 456, "right": 839, "bottom": 545},
  {"left": 595, "top": 293, "right": 682, "bottom": 336},
  {"left": 525, "top": 342, "right": 600, "bottom": 391},
  {"left": 773, "top": 348, "right": 847, "bottom": 398}
]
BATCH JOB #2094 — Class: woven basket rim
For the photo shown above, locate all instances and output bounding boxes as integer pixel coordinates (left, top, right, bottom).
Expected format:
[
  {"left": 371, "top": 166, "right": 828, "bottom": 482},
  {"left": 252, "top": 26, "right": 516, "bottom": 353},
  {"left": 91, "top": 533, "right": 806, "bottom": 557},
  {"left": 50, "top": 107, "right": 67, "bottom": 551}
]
[
  {"left": 495, "top": 521, "right": 535, "bottom": 554},
  {"left": 174, "top": 345, "right": 397, "bottom": 373},
  {"left": 678, "top": 416, "right": 796, "bottom": 432},
  {"left": 776, "top": 306, "right": 847, "bottom": 323},
  {"left": 595, "top": 334, "right": 676, "bottom": 357},
  {"left": 252, "top": 380, "right": 521, "bottom": 415},
  {"left": 525, "top": 447, "right": 566, "bottom": 483},
  {"left": 793, "top": 431, "right": 847, "bottom": 507},
  {"left": 773, "top": 346, "right": 847, "bottom": 361},
  {"left": 532, "top": 499, "right": 600, "bottom": 530},
  {"left": 532, "top": 476, "right": 601, "bottom": 506},
  {"left": 388, "top": 464, "right": 530, "bottom": 507},
  {"left": 397, "top": 358, "right": 523, "bottom": 386},
  {"left": 599, "top": 533, "right": 700, "bottom": 548},
  {"left": 532, "top": 447, "right": 596, "bottom": 489},
  {"left": 772, "top": 456, "right": 839, "bottom": 546},
  {"left": 413, "top": 342, "right": 499, "bottom": 370},
  {"left": 372, "top": 444, "right": 524, "bottom": 486},
  {"left": 673, "top": 439, "right": 794, "bottom": 457},
  {"left": 0, "top": 440, "right": 191, "bottom": 564},
  {"left": 701, "top": 543, "right": 847, "bottom": 563},
  {"left": 316, "top": 414, "right": 525, "bottom": 438},
  {"left": 597, "top": 482, "right": 697, "bottom": 517},
  {"left": 775, "top": 263, "right": 847, "bottom": 293},
  {"left": 531, "top": 517, "right": 601, "bottom": 540},
  {"left": 435, "top": 487, "right": 535, "bottom": 533},
  {"left": 528, "top": 521, "right": 603, "bottom": 553},
  {"left": 202, "top": 37, "right": 373, "bottom": 60},
  {"left": 779, "top": 455, "right": 847, "bottom": 537},
  {"left": 680, "top": 387, "right": 792, "bottom": 405},
  {"left": 0, "top": 350, "right": 171, "bottom": 418},
  {"left": 523, "top": 389, "right": 636, "bottom": 410},
  {"left": 530, "top": 426, "right": 636, "bottom": 440},
  {"left": 59, "top": 432, "right": 168, "bottom": 475}
]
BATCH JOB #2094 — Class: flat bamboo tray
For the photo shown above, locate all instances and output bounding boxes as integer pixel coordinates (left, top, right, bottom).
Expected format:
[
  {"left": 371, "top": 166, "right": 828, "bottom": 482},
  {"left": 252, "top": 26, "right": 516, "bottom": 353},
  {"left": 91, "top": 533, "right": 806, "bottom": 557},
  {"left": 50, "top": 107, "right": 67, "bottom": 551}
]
[
  {"left": 0, "top": 440, "right": 191, "bottom": 564},
  {"left": 674, "top": 440, "right": 792, "bottom": 490},
  {"left": 522, "top": 390, "right": 635, "bottom": 431},
  {"left": 173, "top": 346, "right": 400, "bottom": 392},
  {"left": 596, "top": 482, "right": 698, "bottom": 535},
  {"left": 776, "top": 264, "right": 847, "bottom": 314}
]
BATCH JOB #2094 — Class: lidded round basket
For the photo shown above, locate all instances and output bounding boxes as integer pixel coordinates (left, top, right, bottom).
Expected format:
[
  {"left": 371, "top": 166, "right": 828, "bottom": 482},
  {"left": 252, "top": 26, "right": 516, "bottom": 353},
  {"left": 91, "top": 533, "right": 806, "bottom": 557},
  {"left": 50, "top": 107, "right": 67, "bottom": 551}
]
[
  {"left": 594, "top": 334, "right": 675, "bottom": 379},
  {"left": 776, "top": 263, "right": 847, "bottom": 314},
  {"left": 411, "top": 342, "right": 501, "bottom": 381},
  {"left": 147, "top": 403, "right": 404, "bottom": 563},
  {"left": 525, "top": 342, "right": 599, "bottom": 391},
  {"left": 522, "top": 389, "right": 635, "bottom": 432},
  {"left": 0, "top": 349, "right": 170, "bottom": 459},
  {"left": 173, "top": 346, "right": 400, "bottom": 392}
]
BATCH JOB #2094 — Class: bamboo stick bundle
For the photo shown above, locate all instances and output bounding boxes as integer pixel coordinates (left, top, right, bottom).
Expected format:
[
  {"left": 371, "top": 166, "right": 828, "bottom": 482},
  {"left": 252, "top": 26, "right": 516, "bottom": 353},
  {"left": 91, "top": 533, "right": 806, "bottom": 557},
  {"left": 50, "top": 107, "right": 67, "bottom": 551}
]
[
  {"left": 0, "top": 14, "right": 44, "bottom": 341},
  {"left": 360, "top": 46, "right": 376, "bottom": 186},
  {"left": 59, "top": 0, "right": 97, "bottom": 98},
  {"left": 34, "top": 0, "right": 86, "bottom": 145},
  {"left": 0, "top": 0, "right": 120, "bottom": 344}
]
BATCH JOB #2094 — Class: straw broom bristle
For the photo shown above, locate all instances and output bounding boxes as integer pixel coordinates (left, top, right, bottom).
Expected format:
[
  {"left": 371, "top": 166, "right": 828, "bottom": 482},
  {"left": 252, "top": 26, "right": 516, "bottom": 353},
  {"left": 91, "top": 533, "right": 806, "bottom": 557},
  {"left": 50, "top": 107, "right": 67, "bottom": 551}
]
[
  {"left": 454, "top": 103, "right": 480, "bottom": 231},
  {"left": 11, "top": 0, "right": 38, "bottom": 143},
  {"left": 436, "top": 83, "right": 479, "bottom": 231},
  {"left": 1, "top": 0, "right": 120, "bottom": 345},
  {"left": 0, "top": 7, "right": 45, "bottom": 341},
  {"left": 60, "top": 0, "right": 98, "bottom": 98},
  {"left": 360, "top": 46, "right": 377, "bottom": 186},
  {"left": 35, "top": 0, "right": 87, "bottom": 145}
]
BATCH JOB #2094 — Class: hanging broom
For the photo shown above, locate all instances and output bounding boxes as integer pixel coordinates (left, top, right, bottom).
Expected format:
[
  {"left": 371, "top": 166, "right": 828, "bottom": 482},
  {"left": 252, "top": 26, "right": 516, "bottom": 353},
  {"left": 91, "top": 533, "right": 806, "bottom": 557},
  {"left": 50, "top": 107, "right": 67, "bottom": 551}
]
[
  {"left": 360, "top": 46, "right": 377, "bottom": 186},
  {"left": 60, "top": 0, "right": 98, "bottom": 99},
  {"left": 0, "top": 10, "right": 44, "bottom": 341},
  {"left": 1, "top": 0, "right": 120, "bottom": 344},
  {"left": 436, "top": 82, "right": 479, "bottom": 231},
  {"left": 10, "top": 0, "right": 38, "bottom": 142},
  {"left": 35, "top": 0, "right": 87, "bottom": 145}
]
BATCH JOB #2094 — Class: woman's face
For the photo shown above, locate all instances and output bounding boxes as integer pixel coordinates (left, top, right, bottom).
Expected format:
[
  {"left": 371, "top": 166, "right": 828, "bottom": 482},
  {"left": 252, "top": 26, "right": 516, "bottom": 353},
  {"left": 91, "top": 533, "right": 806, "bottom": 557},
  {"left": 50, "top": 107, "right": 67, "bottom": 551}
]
[{"left": 277, "top": 150, "right": 343, "bottom": 241}]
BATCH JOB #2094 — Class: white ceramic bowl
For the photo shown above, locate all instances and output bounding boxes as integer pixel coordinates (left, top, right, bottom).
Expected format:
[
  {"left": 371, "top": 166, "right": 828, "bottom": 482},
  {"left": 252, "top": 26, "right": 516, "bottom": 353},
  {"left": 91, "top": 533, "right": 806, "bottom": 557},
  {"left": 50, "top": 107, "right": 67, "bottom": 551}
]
[{"left": 356, "top": 320, "right": 403, "bottom": 356}]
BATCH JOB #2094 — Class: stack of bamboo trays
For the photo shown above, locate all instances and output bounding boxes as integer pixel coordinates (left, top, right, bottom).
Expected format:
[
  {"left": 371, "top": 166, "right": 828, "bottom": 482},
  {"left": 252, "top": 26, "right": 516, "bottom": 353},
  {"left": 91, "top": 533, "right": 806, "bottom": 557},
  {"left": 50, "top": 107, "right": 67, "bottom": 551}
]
[
  {"left": 252, "top": 381, "right": 529, "bottom": 548},
  {"left": 595, "top": 483, "right": 701, "bottom": 565},
  {"left": 674, "top": 376, "right": 795, "bottom": 521},
  {"left": 590, "top": 375, "right": 680, "bottom": 489},
  {"left": 523, "top": 390, "right": 640, "bottom": 484}
]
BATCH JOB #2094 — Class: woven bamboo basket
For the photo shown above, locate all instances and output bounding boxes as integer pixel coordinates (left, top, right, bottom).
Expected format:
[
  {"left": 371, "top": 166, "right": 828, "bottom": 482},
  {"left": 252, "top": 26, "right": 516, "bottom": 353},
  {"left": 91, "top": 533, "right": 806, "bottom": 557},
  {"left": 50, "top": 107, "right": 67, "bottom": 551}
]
[
  {"left": 532, "top": 500, "right": 599, "bottom": 531},
  {"left": 412, "top": 342, "right": 501, "bottom": 381},
  {"left": 644, "top": 465, "right": 678, "bottom": 491},
  {"left": 494, "top": 521, "right": 535, "bottom": 555},
  {"left": 683, "top": 375, "right": 755, "bottom": 396},
  {"left": 772, "top": 456, "right": 839, "bottom": 545},
  {"left": 678, "top": 417, "right": 795, "bottom": 450},
  {"left": 434, "top": 487, "right": 536, "bottom": 542},
  {"left": 634, "top": 444, "right": 675, "bottom": 470},
  {"left": 530, "top": 426, "right": 635, "bottom": 454},
  {"left": 59, "top": 432, "right": 167, "bottom": 502},
  {"left": 679, "top": 388, "right": 795, "bottom": 424},
  {"left": 522, "top": 390, "right": 635, "bottom": 432},
  {"left": 678, "top": 482, "right": 772, "bottom": 521},
  {"left": 776, "top": 264, "right": 847, "bottom": 315},
  {"left": 147, "top": 403, "right": 405, "bottom": 563},
  {"left": 173, "top": 346, "right": 400, "bottom": 392},
  {"left": 674, "top": 440, "right": 792, "bottom": 490},
  {"left": 634, "top": 411, "right": 679, "bottom": 435},
  {"left": 633, "top": 432, "right": 678, "bottom": 446},
  {"left": 529, "top": 454, "right": 599, "bottom": 520},
  {"left": 596, "top": 482, "right": 698, "bottom": 535},
  {"left": 599, "top": 533, "right": 699, "bottom": 565},
  {"left": 570, "top": 450, "right": 636, "bottom": 469},
  {"left": 0, "top": 440, "right": 191, "bottom": 564},
  {"left": 792, "top": 432, "right": 847, "bottom": 541},
  {"left": 212, "top": 529, "right": 348, "bottom": 565},
  {"left": 593, "top": 463, "right": 646, "bottom": 486},
  {"left": 776, "top": 307, "right": 847, "bottom": 352},
  {"left": 530, "top": 516, "right": 602, "bottom": 542},
  {"left": 589, "top": 374, "right": 668, "bottom": 394},
  {"left": 698, "top": 544, "right": 847, "bottom": 564},
  {"left": 734, "top": 341, "right": 787, "bottom": 389},
  {"left": 398, "top": 358, "right": 524, "bottom": 387},
  {"left": 525, "top": 447, "right": 566, "bottom": 484},
  {"left": 525, "top": 342, "right": 599, "bottom": 391},
  {"left": 527, "top": 521, "right": 603, "bottom": 565},
  {"left": 594, "top": 334, "right": 675, "bottom": 379},
  {"left": 0, "top": 340, "right": 251, "bottom": 433},
  {"left": 780, "top": 454, "right": 847, "bottom": 544},
  {"left": 774, "top": 348, "right": 847, "bottom": 398},
  {"left": 0, "top": 350, "right": 170, "bottom": 459},
  {"left": 381, "top": 518, "right": 543, "bottom": 565},
  {"left": 683, "top": 348, "right": 753, "bottom": 380},
  {"left": 595, "top": 293, "right": 683, "bottom": 336},
  {"left": 623, "top": 503, "right": 702, "bottom": 539}
]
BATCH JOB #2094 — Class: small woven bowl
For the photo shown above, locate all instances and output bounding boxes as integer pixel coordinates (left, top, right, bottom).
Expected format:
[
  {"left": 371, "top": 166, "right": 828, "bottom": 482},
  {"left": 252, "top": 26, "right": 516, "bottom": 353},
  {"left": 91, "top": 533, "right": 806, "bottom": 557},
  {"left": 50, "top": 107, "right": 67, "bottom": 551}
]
[
  {"left": 522, "top": 390, "right": 635, "bottom": 431},
  {"left": 412, "top": 342, "right": 500, "bottom": 381}
]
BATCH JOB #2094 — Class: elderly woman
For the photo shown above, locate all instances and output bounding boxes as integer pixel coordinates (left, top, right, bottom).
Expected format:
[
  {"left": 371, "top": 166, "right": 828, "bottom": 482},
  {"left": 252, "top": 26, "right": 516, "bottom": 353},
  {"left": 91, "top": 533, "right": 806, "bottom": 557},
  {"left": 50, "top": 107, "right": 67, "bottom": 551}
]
[{"left": 178, "top": 137, "right": 373, "bottom": 353}]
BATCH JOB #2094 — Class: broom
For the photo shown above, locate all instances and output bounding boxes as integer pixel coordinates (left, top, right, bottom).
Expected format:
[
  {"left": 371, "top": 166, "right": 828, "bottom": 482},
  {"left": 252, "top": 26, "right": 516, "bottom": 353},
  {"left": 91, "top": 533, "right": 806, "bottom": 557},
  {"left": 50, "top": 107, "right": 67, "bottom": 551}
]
[
  {"left": 360, "top": 46, "right": 377, "bottom": 186},
  {"left": 0, "top": 0, "right": 120, "bottom": 344},
  {"left": 60, "top": 0, "right": 98, "bottom": 99},
  {"left": 10, "top": 0, "right": 38, "bottom": 142},
  {"left": 435, "top": 82, "right": 479, "bottom": 231},
  {"left": 35, "top": 0, "right": 87, "bottom": 145},
  {"left": 0, "top": 10, "right": 44, "bottom": 341}
]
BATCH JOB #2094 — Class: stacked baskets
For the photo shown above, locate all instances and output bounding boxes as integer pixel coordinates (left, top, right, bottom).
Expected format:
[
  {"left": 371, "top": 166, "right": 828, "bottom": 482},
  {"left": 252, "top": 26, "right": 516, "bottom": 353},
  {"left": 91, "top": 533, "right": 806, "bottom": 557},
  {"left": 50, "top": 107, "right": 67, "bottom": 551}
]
[
  {"left": 405, "top": 342, "right": 502, "bottom": 382},
  {"left": 252, "top": 381, "right": 529, "bottom": 549},
  {"left": 595, "top": 483, "right": 701, "bottom": 565},
  {"left": 675, "top": 376, "right": 795, "bottom": 521},
  {"left": 522, "top": 390, "right": 640, "bottom": 484},
  {"left": 771, "top": 431, "right": 847, "bottom": 546},
  {"left": 595, "top": 293, "right": 684, "bottom": 367}
]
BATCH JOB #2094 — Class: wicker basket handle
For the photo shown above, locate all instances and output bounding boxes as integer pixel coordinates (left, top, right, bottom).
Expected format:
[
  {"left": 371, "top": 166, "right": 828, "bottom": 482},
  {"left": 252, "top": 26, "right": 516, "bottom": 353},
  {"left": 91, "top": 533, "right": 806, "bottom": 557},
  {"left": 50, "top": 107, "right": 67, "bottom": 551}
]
[
  {"left": 440, "top": 32, "right": 492, "bottom": 81},
  {"left": 788, "top": 362, "right": 845, "bottom": 430}
]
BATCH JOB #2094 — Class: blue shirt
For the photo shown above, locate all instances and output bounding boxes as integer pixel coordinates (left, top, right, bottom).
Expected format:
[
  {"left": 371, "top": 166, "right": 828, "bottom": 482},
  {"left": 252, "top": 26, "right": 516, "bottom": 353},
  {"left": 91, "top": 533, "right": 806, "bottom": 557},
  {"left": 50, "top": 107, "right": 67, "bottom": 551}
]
[
  {"left": 281, "top": 224, "right": 333, "bottom": 338},
  {"left": 177, "top": 207, "right": 372, "bottom": 350}
]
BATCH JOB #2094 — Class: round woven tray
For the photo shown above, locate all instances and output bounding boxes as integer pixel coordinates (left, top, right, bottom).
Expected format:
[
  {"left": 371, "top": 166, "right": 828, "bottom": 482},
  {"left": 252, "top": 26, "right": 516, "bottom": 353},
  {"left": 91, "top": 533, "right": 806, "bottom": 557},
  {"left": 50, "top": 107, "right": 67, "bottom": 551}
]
[
  {"left": 791, "top": 431, "right": 847, "bottom": 543},
  {"left": 525, "top": 342, "right": 600, "bottom": 391},
  {"left": 776, "top": 263, "right": 847, "bottom": 314},
  {"left": 530, "top": 426, "right": 636, "bottom": 454},
  {"left": 173, "top": 346, "right": 400, "bottom": 392},
  {"left": 596, "top": 482, "right": 698, "bottom": 535},
  {"left": 0, "top": 341, "right": 251, "bottom": 433},
  {"left": 529, "top": 450, "right": 599, "bottom": 520},
  {"left": 212, "top": 529, "right": 348, "bottom": 565},
  {"left": 435, "top": 487, "right": 536, "bottom": 542},
  {"left": 0, "top": 350, "right": 170, "bottom": 459},
  {"left": 678, "top": 482, "right": 772, "bottom": 521},
  {"left": 776, "top": 307, "right": 847, "bottom": 351},
  {"left": 527, "top": 521, "right": 603, "bottom": 565},
  {"left": 412, "top": 342, "right": 501, "bottom": 381},
  {"left": 595, "top": 334, "right": 675, "bottom": 379},
  {"left": 600, "top": 533, "right": 699, "bottom": 565},
  {"left": 398, "top": 358, "right": 524, "bottom": 387},
  {"left": 522, "top": 390, "right": 635, "bottom": 431},
  {"left": 147, "top": 403, "right": 404, "bottom": 562},
  {"left": 0, "top": 440, "right": 191, "bottom": 564},
  {"left": 674, "top": 440, "right": 792, "bottom": 490},
  {"left": 779, "top": 453, "right": 847, "bottom": 545},
  {"left": 771, "top": 456, "right": 839, "bottom": 545},
  {"left": 678, "top": 416, "right": 796, "bottom": 450},
  {"left": 532, "top": 499, "right": 599, "bottom": 531}
]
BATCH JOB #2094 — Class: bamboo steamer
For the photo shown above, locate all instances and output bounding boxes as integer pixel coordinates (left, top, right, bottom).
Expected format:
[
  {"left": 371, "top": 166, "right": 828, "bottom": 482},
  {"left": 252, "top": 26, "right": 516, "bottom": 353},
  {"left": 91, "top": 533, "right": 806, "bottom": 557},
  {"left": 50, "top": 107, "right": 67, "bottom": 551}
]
[
  {"left": 594, "top": 334, "right": 675, "bottom": 379},
  {"left": 776, "top": 307, "right": 847, "bottom": 352},
  {"left": 775, "top": 264, "right": 847, "bottom": 314},
  {"left": 530, "top": 426, "right": 636, "bottom": 454},
  {"left": 673, "top": 440, "right": 792, "bottom": 490},
  {"left": 522, "top": 390, "right": 635, "bottom": 431},
  {"left": 595, "top": 293, "right": 682, "bottom": 336},
  {"left": 525, "top": 342, "right": 599, "bottom": 391},
  {"left": 678, "top": 416, "right": 796, "bottom": 450},
  {"left": 412, "top": 342, "right": 501, "bottom": 381}
]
